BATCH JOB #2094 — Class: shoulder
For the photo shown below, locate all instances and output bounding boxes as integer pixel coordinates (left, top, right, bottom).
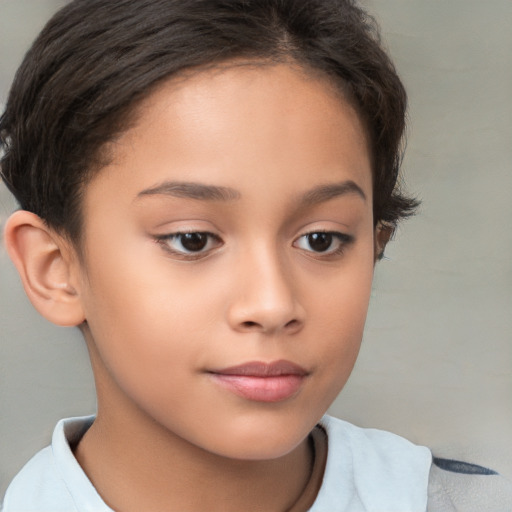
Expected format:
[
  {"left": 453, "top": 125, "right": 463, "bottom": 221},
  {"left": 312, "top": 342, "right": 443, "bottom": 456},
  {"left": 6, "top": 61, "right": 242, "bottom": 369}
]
[
  {"left": 311, "top": 415, "right": 431, "bottom": 512},
  {"left": 320, "top": 414, "right": 432, "bottom": 475},
  {"left": 314, "top": 416, "right": 512, "bottom": 512},
  {"left": 2, "top": 416, "right": 111, "bottom": 512},
  {"left": 2, "top": 444, "right": 76, "bottom": 512},
  {"left": 322, "top": 414, "right": 425, "bottom": 447},
  {"left": 427, "top": 456, "right": 512, "bottom": 512}
]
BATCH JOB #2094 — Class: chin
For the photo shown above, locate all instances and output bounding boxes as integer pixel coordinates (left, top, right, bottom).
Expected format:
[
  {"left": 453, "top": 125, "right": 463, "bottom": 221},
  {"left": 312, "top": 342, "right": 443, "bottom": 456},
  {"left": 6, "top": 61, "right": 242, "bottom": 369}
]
[
  {"left": 195, "top": 414, "right": 315, "bottom": 461},
  {"left": 214, "top": 437, "right": 306, "bottom": 461}
]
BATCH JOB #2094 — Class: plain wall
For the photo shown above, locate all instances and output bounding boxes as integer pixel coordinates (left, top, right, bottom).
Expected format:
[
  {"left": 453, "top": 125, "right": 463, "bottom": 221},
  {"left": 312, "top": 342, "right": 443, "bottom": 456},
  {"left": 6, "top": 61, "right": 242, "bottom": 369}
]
[{"left": 1, "top": 0, "right": 511, "bottom": 496}]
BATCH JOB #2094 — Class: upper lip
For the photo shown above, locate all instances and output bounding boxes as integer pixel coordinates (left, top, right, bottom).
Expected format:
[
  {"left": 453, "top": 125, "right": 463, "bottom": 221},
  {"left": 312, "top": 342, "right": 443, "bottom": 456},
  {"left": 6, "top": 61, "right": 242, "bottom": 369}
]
[{"left": 210, "top": 360, "right": 308, "bottom": 377}]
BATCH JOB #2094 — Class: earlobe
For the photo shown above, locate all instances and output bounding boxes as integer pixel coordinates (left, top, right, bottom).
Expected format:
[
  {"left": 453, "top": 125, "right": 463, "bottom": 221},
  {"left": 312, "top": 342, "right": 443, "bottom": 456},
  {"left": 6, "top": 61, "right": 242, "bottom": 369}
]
[
  {"left": 374, "top": 222, "right": 394, "bottom": 262},
  {"left": 4, "top": 210, "right": 86, "bottom": 326}
]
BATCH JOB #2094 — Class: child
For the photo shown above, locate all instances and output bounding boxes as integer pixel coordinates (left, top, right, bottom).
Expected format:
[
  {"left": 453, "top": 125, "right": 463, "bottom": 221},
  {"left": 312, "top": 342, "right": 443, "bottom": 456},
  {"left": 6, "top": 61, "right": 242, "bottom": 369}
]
[{"left": 1, "top": 0, "right": 510, "bottom": 510}]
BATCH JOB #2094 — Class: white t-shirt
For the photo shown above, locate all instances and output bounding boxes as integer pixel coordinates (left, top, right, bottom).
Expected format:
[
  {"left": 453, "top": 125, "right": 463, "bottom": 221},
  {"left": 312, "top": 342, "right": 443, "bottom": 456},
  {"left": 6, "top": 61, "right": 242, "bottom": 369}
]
[{"left": 2, "top": 415, "right": 432, "bottom": 512}]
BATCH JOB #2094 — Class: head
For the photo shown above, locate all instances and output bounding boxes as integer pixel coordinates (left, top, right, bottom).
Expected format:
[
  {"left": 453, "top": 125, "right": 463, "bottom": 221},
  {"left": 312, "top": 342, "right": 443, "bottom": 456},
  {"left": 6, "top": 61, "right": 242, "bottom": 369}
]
[{"left": 1, "top": 0, "right": 418, "bottom": 459}]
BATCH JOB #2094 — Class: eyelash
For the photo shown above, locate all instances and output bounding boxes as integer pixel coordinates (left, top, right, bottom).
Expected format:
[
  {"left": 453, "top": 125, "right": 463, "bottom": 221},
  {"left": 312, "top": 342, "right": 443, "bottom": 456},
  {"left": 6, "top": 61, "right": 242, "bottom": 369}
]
[
  {"left": 155, "top": 230, "right": 353, "bottom": 260},
  {"left": 155, "top": 231, "right": 223, "bottom": 260},
  {"left": 293, "top": 231, "right": 354, "bottom": 258}
]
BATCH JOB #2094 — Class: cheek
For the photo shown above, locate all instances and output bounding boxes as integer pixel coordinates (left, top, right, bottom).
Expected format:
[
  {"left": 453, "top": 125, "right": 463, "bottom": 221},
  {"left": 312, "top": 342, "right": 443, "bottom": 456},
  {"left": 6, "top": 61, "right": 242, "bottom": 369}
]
[
  {"left": 79, "top": 239, "right": 197, "bottom": 385},
  {"left": 79, "top": 228, "right": 239, "bottom": 395},
  {"left": 304, "top": 245, "right": 375, "bottom": 386}
]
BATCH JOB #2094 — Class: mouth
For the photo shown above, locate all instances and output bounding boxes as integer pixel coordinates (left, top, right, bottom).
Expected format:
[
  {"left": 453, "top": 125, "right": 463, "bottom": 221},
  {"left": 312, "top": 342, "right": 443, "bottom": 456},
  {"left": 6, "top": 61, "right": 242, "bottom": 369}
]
[{"left": 208, "top": 360, "right": 308, "bottom": 403}]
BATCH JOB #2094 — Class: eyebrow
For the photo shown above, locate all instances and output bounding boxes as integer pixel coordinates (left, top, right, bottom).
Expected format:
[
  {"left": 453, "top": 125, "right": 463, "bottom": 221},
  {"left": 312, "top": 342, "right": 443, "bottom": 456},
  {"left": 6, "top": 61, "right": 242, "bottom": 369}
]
[
  {"left": 137, "top": 181, "right": 241, "bottom": 201},
  {"left": 299, "top": 180, "right": 367, "bottom": 206}
]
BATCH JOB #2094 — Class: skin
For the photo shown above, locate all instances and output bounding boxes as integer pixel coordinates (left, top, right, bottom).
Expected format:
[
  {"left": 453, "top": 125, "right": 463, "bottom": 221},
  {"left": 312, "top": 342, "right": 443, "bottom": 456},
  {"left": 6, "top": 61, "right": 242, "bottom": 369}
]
[{"left": 6, "top": 62, "right": 384, "bottom": 511}]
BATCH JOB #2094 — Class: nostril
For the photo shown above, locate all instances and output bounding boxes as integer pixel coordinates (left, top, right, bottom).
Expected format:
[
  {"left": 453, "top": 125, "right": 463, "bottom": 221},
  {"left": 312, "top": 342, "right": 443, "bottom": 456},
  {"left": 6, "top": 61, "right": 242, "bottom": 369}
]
[
  {"left": 241, "top": 321, "right": 260, "bottom": 329},
  {"left": 285, "top": 319, "right": 300, "bottom": 330}
]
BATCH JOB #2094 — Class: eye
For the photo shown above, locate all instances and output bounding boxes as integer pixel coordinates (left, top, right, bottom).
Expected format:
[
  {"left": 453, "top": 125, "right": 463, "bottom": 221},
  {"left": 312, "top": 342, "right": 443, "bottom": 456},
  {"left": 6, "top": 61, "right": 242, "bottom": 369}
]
[
  {"left": 156, "top": 232, "right": 222, "bottom": 257},
  {"left": 293, "top": 231, "right": 353, "bottom": 255}
]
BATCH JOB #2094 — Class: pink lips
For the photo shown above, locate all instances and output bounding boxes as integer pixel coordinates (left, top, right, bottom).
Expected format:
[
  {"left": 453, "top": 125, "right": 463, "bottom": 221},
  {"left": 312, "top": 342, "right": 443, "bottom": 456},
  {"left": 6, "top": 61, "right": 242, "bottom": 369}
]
[{"left": 209, "top": 360, "right": 308, "bottom": 402}]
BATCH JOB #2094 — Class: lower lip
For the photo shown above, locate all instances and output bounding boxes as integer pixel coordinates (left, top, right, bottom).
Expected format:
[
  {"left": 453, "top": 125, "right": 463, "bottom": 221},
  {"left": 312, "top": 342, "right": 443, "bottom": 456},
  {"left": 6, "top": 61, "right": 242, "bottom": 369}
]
[{"left": 211, "top": 374, "right": 305, "bottom": 402}]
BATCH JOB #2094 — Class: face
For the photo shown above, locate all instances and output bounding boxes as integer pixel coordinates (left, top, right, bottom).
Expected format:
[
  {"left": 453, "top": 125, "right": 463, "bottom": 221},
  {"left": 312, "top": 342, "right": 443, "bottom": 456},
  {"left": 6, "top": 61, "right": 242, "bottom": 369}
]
[{"left": 77, "top": 62, "right": 375, "bottom": 460}]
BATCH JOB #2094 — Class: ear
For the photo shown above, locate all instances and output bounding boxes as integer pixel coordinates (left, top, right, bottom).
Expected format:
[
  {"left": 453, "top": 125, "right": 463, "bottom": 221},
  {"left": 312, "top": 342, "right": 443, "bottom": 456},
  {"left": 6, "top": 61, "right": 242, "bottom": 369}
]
[
  {"left": 374, "top": 222, "right": 394, "bottom": 262},
  {"left": 4, "top": 210, "right": 86, "bottom": 326}
]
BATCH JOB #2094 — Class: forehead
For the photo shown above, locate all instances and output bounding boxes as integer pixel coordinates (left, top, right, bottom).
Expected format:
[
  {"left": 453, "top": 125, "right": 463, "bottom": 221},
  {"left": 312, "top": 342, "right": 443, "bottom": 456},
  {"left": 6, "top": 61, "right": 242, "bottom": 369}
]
[{"left": 88, "top": 62, "right": 372, "bottom": 208}]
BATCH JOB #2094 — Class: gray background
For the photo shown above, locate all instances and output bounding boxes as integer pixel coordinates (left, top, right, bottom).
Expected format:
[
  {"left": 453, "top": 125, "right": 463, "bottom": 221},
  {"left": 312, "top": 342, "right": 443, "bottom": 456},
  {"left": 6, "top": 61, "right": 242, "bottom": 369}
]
[{"left": 1, "top": 0, "right": 511, "bottom": 496}]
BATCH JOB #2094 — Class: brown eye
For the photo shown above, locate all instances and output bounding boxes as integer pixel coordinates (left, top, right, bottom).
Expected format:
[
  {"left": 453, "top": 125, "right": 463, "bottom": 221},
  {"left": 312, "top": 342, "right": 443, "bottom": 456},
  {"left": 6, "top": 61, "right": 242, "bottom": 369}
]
[
  {"left": 180, "top": 233, "right": 208, "bottom": 252},
  {"left": 306, "top": 232, "right": 333, "bottom": 252},
  {"left": 158, "top": 231, "right": 222, "bottom": 256},
  {"left": 293, "top": 231, "right": 353, "bottom": 256}
]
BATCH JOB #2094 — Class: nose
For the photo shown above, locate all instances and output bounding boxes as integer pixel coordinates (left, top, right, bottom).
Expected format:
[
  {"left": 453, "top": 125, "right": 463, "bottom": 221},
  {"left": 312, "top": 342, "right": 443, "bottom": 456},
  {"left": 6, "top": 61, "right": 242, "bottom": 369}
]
[{"left": 226, "top": 247, "right": 305, "bottom": 336}]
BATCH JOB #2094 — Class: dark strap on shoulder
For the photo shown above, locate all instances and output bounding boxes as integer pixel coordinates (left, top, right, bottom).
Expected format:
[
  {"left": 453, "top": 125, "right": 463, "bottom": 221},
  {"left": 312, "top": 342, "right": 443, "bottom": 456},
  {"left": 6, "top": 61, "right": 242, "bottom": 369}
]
[
  {"left": 432, "top": 457, "right": 498, "bottom": 476},
  {"left": 427, "top": 456, "right": 512, "bottom": 512}
]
